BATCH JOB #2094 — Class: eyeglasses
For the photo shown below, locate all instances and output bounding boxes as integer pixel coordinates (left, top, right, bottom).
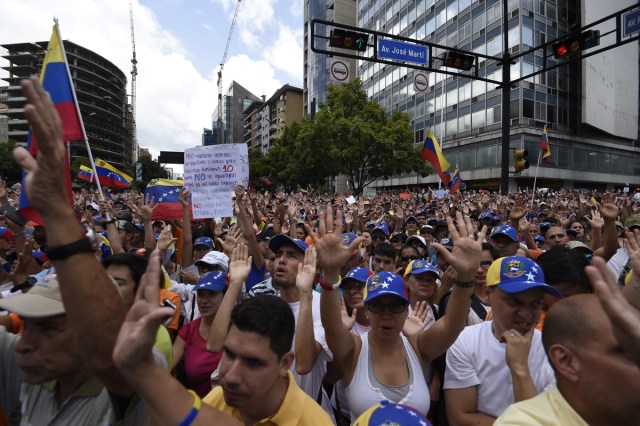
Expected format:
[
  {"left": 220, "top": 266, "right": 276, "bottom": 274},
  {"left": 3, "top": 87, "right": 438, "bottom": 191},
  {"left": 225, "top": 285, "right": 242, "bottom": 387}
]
[
  {"left": 400, "top": 255, "right": 419, "bottom": 262},
  {"left": 480, "top": 260, "right": 493, "bottom": 269},
  {"left": 365, "top": 301, "right": 408, "bottom": 314},
  {"left": 391, "top": 237, "right": 407, "bottom": 243},
  {"left": 371, "top": 235, "right": 386, "bottom": 241}
]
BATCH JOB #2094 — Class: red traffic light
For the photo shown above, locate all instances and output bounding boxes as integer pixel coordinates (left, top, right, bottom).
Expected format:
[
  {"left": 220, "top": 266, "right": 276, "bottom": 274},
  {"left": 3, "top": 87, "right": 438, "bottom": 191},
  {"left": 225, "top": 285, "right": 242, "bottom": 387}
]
[
  {"left": 442, "top": 51, "right": 475, "bottom": 71},
  {"left": 552, "top": 30, "right": 600, "bottom": 59},
  {"left": 329, "top": 29, "right": 369, "bottom": 52}
]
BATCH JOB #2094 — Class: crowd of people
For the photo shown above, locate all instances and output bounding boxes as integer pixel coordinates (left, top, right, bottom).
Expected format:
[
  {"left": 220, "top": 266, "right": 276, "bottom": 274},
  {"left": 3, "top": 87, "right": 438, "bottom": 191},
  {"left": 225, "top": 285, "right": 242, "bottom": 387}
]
[{"left": 0, "top": 77, "right": 639, "bottom": 425}]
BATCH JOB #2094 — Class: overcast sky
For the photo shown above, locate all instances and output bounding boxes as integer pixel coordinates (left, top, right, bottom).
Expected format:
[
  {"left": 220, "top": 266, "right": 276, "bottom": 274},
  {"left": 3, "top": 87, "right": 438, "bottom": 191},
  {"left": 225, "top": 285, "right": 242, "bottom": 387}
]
[{"left": 0, "top": 0, "right": 303, "bottom": 170}]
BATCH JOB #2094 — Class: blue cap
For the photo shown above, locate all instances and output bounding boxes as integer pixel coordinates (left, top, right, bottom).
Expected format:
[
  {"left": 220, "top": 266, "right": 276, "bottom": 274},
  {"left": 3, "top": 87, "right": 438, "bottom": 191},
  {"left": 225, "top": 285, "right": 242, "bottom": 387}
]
[
  {"left": 534, "top": 235, "right": 546, "bottom": 242},
  {"left": 426, "top": 216, "right": 437, "bottom": 225},
  {"left": 93, "top": 215, "right": 103, "bottom": 223},
  {"left": 194, "top": 271, "right": 228, "bottom": 292},
  {"left": 268, "top": 234, "right": 308, "bottom": 254},
  {"left": 405, "top": 215, "right": 418, "bottom": 223},
  {"left": 134, "top": 223, "right": 145, "bottom": 233},
  {"left": 486, "top": 256, "right": 562, "bottom": 298},
  {"left": 193, "top": 236, "right": 214, "bottom": 249},
  {"left": 363, "top": 272, "right": 408, "bottom": 303},
  {"left": 354, "top": 400, "right": 432, "bottom": 426},
  {"left": 479, "top": 210, "right": 494, "bottom": 220},
  {"left": 373, "top": 220, "right": 390, "bottom": 236},
  {"left": 341, "top": 267, "right": 371, "bottom": 286},
  {"left": 490, "top": 225, "right": 518, "bottom": 241},
  {"left": 404, "top": 259, "right": 439, "bottom": 278},
  {"left": 538, "top": 222, "right": 552, "bottom": 232},
  {"left": 340, "top": 232, "right": 358, "bottom": 247},
  {"left": 365, "top": 220, "right": 376, "bottom": 228}
]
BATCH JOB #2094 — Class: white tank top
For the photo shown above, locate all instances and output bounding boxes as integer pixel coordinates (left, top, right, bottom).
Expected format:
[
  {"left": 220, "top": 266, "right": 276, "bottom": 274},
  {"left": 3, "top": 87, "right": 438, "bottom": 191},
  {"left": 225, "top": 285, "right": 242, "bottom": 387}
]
[{"left": 345, "top": 331, "right": 430, "bottom": 420}]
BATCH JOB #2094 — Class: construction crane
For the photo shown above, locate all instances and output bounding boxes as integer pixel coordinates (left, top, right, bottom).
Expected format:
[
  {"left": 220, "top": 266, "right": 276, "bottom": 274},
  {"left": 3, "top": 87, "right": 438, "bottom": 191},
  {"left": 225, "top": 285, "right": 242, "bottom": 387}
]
[
  {"left": 129, "top": 1, "right": 138, "bottom": 162},
  {"left": 216, "top": 0, "right": 241, "bottom": 144}
]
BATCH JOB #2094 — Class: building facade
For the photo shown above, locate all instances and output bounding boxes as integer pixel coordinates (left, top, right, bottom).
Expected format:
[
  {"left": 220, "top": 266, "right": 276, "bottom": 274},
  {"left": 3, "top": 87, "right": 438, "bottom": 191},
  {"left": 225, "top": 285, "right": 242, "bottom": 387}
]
[
  {"left": 0, "top": 40, "right": 133, "bottom": 169},
  {"left": 244, "top": 85, "right": 303, "bottom": 154},
  {"left": 352, "top": 0, "right": 639, "bottom": 191},
  {"left": 212, "top": 80, "right": 261, "bottom": 145},
  {"left": 304, "top": 0, "right": 358, "bottom": 117}
]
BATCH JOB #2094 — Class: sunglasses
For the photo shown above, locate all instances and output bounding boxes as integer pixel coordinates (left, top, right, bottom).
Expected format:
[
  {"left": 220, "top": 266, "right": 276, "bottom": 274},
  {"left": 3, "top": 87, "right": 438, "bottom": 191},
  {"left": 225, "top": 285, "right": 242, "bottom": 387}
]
[
  {"left": 366, "top": 301, "right": 408, "bottom": 314},
  {"left": 391, "top": 237, "right": 407, "bottom": 243},
  {"left": 371, "top": 235, "right": 387, "bottom": 241},
  {"left": 480, "top": 260, "right": 493, "bottom": 269},
  {"left": 400, "top": 255, "right": 419, "bottom": 262}
]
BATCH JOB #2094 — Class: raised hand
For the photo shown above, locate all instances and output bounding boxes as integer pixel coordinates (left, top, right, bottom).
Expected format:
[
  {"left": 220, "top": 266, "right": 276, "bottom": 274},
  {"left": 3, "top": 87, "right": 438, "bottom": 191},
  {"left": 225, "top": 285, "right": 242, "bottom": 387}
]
[
  {"left": 585, "top": 209, "right": 604, "bottom": 231},
  {"left": 217, "top": 225, "right": 242, "bottom": 256},
  {"left": 403, "top": 300, "right": 428, "bottom": 337},
  {"left": 431, "top": 212, "right": 487, "bottom": 282},
  {"left": 178, "top": 187, "right": 191, "bottom": 209},
  {"left": 509, "top": 196, "right": 526, "bottom": 222},
  {"left": 340, "top": 297, "right": 356, "bottom": 331},
  {"left": 132, "top": 193, "right": 157, "bottom": 223},
  {"left": 295, "top": 246, "right": 317, "bottom": 295},
  {"left": 156, "top": 224, "right": 178, "bottom": 252},
  {"left": 229, "top": 243, "right": 252, "bottom": 286},
  {"left": 598, "top": 192, "right": 619, "bottom": 221}
]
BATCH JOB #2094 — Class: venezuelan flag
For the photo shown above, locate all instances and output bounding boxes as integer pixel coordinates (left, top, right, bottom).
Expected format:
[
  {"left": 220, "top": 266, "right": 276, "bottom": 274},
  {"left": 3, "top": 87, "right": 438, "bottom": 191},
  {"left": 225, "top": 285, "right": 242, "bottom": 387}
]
[
  {"left": 77, "top": 165, "right": 94, "bottom": 183},
  {"left": 95, "top": 159, "right": 133, "bottom": 188},
  {"left": 420, "top": 129, "right": 452, "bottom": 186},
  {"left": 19, "top": 23, "right": 83, "bottom": 224},
  {"left": 539, "top": 125, "right": 552, "bottom": 164},
  {"left": 448, "top": 167, "right": 462, "bottom": 194},
  {"left": 145, "top": 179, "right": 184, "bottom": 220}
]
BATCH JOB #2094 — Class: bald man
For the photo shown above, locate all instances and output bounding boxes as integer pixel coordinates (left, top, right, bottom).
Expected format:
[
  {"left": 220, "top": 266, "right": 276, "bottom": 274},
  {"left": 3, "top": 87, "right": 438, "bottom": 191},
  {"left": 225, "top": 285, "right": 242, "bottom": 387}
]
[{"left": 495, "top": 294, "right": 640, "bottom": 425}]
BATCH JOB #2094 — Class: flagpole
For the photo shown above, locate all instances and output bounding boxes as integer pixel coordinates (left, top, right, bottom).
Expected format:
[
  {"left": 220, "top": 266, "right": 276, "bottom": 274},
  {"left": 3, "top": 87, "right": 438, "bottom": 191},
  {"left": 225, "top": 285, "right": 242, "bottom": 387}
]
[
  {"left": 530, "top": 149, "right": 542, "bottom": 210},
  {"left": 54, "top": 19, "right": 107, "bottom": 203}
]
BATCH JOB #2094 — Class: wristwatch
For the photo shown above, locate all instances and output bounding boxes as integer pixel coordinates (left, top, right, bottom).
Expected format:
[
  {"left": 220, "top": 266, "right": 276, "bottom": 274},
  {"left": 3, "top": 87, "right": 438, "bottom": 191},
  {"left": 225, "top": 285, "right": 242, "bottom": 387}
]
[
  {"left": 43, "top": 227, "right": 99, "bottom": 261},
  {"left": 11, "top": 276, "right": 37, "bottom": 293}
]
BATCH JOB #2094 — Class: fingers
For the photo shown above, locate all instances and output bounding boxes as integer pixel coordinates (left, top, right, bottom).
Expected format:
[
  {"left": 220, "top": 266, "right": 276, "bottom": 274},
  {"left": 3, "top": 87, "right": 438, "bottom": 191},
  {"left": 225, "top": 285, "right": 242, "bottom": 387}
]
[
  {"left": 12, "top": 147, "right": 38, "bottom": 173},
  {"left": 137, "top": 250, "right": 162, "bottom": 303}
]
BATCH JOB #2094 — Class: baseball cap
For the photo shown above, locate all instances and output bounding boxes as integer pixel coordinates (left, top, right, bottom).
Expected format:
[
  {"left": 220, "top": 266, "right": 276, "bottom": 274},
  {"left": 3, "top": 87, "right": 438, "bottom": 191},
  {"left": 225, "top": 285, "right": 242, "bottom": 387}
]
[
  {"left": 490, "top": 225, "right": 518, "bottom": 241},
  {"left": 354, "top": 400, "right": 432, "bottom": 426},
  {"left": 486, "top": 256, "right": 562, "bottom": 298},
  {"left": 363, "top": 272, "right": 409, "bottom": 303},
  {"left": 405, "top": 215, "right": 418, "bottom": 223},
  {"left": 133, "top": 224, "right": 145, "bottom": 234},
  {"left": 0, "top": 274, "right": 65, "bottom": 318},
  {"left": 193, "top": 236, "right": 214, "bottom": 249},
  {"left": 479, "top": 210, "right": 494, "bottom": 220},
  {"left": 565, "top": 228, "right": 578, "bottom": 237},
  {"left": 116, "top": 220, "right": 137, "bottom": 234},
  {"left": 566, "top": 240, "right": 593, "bottom": 253},
  {"left": 113, "top": 210, "right": 133, "bottom": 222},
  {"left": 365, "top": 220, "right": 376, "bottom": 228},
  {"left": 341, "top": 232, "right": 359, "bottom": 247},
  {"left": 624, "top": 214, "right": 640, "bottom": 229},
  {"left": 268, "top": 234, "right": 308, "bottom": 254},
  {"left": 404, "top": 259, "right": 439, "bottom": 278},
  {"left": 193, "top": 271, "right": 228, "bottom": 292},
  {"left": 32, "top": 250, "right": 48, "bottom": 265},
  {"left": 340, "top": 267, "right": 371, "bottom": 287},
  {"left": 256, "top": 227, "right": 276, "bottom": 242},
  {"left": 439, "top": 237, "right": 454, "bottom": 251},
  {"left": 420, "top": 224, "right": 434, "bottom": 233},
  {"left": 538, "top": 222, "right": 552, "bottom": 232},
  {"left": 195, "top": 251, "right": 230, "bottom": 271},
  {"left": 373, "top": 221, "right": 390, "bottom": 237},
  {"left": 534, "top": 235, "right": 546, "bottom": 243},
  {"left": 0, "top": 227, "right": 14, "bottom": 242},
  {"left": 406, "top": 235, "right": 427, "bottom": 248}
]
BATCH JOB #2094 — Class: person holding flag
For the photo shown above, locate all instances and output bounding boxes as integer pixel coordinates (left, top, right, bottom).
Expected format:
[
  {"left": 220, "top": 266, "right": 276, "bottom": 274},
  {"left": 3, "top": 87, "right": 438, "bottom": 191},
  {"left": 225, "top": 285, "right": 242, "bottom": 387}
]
[{"left": 421, "top": 129, "right": 452, "bottom": 187}]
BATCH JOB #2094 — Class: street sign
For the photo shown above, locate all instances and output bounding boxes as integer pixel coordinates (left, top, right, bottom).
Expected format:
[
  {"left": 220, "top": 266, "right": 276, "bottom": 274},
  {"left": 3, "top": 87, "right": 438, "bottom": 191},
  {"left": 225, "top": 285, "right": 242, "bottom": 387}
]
[
  {"left": 158, "top": 151, "right": 184, "bottom": 164},
  {"left": 623, "top": 8, "right": 640, "bottom": 37},
  {"left": 413, "top": 72, "right": 429, "bottom": 93},
  {"left": 329, "top": 59, "right": 350, "bottom": 82},
  {"left": 378, "top": 39, "right": 428, "bottom": 65}
]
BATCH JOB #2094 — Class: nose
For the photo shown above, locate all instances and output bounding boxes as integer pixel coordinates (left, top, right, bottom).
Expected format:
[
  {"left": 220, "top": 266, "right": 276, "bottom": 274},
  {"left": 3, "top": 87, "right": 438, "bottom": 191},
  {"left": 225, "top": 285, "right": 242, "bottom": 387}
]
[
  {"left": 15, "top": 327, "right": 37, "bottom": 354},
  {"left": 221, "top": 358, "right": 242, "bottom": 387}
]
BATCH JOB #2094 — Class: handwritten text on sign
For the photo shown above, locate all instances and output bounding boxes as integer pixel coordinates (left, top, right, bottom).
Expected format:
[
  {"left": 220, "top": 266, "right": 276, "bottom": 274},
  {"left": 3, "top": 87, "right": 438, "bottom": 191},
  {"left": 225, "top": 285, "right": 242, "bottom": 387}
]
[{"left": 184, "top": 144, "right": 249, "bottom": 218}]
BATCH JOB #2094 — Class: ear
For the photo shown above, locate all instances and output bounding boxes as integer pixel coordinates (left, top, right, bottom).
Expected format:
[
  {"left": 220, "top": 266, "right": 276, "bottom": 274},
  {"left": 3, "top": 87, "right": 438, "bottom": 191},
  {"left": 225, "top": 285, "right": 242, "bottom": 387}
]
[
  {"left": 279, "top": 351, "right": 295, "bottom": 376},
  {"left": 548, "top": 344, "right": 581, "bottom": 382}
]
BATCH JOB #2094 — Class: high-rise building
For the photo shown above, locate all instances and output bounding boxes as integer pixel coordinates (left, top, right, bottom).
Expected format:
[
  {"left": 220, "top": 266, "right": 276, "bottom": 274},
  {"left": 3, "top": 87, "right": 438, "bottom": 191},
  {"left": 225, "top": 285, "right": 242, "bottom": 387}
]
[
  {"left": 352, "top": 0, "right": 639, "bottom": 190},
  {"left": 0, "top": 40, "right": 133, "bottom": 170},
  {"left": 212, "top": 81, "right": 261, "bottom": 145},
  {"left": 304, "top": 0, "right": 358, "bottom": 117}
]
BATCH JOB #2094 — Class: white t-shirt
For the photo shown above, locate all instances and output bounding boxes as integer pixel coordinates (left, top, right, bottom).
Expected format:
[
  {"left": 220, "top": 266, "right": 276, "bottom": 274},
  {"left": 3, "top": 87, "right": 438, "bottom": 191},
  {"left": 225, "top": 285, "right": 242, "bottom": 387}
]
[
  {"left": 444, "top": 320, "right": 555, "bottom": 418},
  {"left": 607, "top": 247, "right": 628, "bottom": 279},
  {"left": 288, "top": 291, "right": 334, "bottom": 416}
]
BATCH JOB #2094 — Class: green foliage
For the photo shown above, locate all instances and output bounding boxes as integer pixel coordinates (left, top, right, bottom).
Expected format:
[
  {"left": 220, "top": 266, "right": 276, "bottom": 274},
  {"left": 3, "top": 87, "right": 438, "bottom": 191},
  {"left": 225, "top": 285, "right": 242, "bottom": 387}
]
[
  {"left": 129, "top": 156, "right": 169, "bottom": 191},
  {"left": 252, "top": 79, "right": 431, "bottom": 194},
  {"left": 70, "top": 156, "right": 92, "bottom": 174},
  {"left": 0, "top": 141, "right": 23, "bottom": 184}
]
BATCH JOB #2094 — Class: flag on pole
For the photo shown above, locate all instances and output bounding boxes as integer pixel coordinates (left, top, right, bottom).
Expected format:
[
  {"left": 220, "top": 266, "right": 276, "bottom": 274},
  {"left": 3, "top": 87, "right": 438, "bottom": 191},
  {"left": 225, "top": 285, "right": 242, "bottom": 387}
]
[
  {"left": 144, "top": 179, "right": 184, "bottom": 220},
  {"left": 539, "top": 125, "right": 552, "bottom": 164},
  {"left": 420, "top": 129, "right": 452, "bottom": 186},
  {"left": 18, "top": 23, "right": 83, "bottom": 224},
  {"left": 77, "top": 165, "right": 94, "bottom": 183},
  {"left": 448, "top": 167, "right": 462, "bottom": 194},
  {"left": 95, "top": 159, "right": 133, "bottom": 188}
]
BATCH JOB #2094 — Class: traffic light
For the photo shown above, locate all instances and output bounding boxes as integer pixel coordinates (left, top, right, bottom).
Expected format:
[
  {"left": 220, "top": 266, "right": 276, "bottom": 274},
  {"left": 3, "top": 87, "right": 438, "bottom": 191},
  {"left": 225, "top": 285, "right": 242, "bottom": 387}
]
[
  {"left": 442, "top": 51, "right": 475, "bottom": 71},
  {"left": 329, "top": 29, "right": 369, "bottom": 52},
  {"left": 513, "top": 149, "right": 530, "bottom": 173},
  {"left": 552, "top": 30, "right": 600, "bottom": 59}
]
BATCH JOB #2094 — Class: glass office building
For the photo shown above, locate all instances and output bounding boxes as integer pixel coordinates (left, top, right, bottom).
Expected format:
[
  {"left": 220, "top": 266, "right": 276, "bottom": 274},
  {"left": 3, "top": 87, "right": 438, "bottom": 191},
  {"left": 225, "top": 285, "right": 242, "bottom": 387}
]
[{"left": 356, "top": 0, "right": 639, "bottom": 190}]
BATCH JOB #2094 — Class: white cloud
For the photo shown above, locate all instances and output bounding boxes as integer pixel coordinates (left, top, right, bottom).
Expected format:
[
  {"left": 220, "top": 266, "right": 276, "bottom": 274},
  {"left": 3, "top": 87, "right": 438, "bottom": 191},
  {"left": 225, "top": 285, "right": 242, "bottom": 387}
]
[
  {"left": 261, "top": 23, "right": 303, "bottom": 83},
  {"left": 289, "top": 1, "right": 303, "bottom": 19},
  {"left": 203, "top": 23, "right": 212, "bottom": 30},
  {"left": 216, "top": 54, "right": 282, "bottom": 101}
]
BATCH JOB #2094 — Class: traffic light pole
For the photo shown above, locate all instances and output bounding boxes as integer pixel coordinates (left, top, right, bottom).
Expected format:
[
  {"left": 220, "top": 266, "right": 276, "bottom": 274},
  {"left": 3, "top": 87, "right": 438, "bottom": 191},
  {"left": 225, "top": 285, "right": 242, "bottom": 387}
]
[{"left": 500, "top": 0, "right": 510, "bottom": 194}]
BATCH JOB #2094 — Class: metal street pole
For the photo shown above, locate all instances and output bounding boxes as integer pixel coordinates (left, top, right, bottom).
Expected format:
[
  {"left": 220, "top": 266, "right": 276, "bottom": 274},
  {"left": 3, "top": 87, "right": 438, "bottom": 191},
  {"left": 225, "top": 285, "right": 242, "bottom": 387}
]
[{"left": 500, "top": 0, "right": 510, "bottom": 194}]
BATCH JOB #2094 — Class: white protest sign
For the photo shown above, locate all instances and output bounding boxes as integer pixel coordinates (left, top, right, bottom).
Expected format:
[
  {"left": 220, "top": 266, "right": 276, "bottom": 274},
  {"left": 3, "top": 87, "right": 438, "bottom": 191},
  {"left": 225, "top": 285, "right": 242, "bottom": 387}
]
[{"left": 183, "top": 144, "right": 249, "bottom": 218}]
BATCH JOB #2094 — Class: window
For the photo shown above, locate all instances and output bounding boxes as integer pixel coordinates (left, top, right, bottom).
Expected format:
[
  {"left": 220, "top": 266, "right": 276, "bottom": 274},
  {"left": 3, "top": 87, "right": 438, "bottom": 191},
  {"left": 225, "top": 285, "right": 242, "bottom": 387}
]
[
  {"left": 477, "top": 144, "right": 497, "bottom": 168},
  {"left": 459, "top": 149, "right": 475, "bottom": 169}
]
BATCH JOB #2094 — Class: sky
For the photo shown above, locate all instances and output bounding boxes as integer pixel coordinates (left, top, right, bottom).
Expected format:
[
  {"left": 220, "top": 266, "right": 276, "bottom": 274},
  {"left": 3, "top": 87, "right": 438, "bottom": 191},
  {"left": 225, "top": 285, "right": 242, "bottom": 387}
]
[{"left": 0, "top": 0, "right": 304, "bottom": 172}]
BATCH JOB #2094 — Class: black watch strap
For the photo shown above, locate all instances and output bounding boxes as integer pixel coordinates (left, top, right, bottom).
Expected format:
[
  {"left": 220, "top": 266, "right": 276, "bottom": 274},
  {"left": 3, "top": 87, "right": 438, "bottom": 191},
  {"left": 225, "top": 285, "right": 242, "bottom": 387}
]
[
  {"left": 43, "top": 237, "right": 96, "bottom": 261},
  {"left": 11, "top": 276, "right": 37, "bottom": 293}
]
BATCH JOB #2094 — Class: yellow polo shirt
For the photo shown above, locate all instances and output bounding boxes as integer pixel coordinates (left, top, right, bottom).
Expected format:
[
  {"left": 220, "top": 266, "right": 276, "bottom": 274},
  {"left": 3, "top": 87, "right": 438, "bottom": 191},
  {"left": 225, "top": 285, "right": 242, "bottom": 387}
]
[
  {"left": 495, "top": 385, "right": 588, "bottom": 426},
  {"left": 202, "top": 371, "right": 332, "bottom": 425}
]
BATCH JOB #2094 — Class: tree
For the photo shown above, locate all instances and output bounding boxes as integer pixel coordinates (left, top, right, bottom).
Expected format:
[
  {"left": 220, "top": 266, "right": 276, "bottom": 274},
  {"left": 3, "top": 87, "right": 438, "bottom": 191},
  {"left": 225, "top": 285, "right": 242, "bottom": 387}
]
[
  {"left": 0, "top": 140, "right": 23, "bottom": 184},
  {"left": 299, "top": 79, "right": 431, "bottom": 194},
  {"left": 248, "top": 147, "right": 273, "bottom": 190},
  {"left": 129, "top": 156, "right": 169, "bottom": 190}
]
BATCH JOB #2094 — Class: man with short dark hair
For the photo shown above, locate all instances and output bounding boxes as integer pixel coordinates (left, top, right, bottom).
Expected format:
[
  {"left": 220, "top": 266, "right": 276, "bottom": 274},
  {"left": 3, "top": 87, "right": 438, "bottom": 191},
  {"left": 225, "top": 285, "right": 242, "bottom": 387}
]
[
  {"left": 489, "top": 225, "right": 520, "bottom": 258},
  {"left": 545, "top": 226, "right": 567, "bottom": 248},
  {"left": 371, "top": 242, "right": 396, "bottom": 272}
]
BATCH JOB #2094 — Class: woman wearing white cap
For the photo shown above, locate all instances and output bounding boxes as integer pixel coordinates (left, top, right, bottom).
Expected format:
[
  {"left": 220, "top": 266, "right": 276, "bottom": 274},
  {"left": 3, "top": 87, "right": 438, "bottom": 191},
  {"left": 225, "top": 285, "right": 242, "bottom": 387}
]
[{"left": 309, "top": 208, "right": 486, "bottom": 420}]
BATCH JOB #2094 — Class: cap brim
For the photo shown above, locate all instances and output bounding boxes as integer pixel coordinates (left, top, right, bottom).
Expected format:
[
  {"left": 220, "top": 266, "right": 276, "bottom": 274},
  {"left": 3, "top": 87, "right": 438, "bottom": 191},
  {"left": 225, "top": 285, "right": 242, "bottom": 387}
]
[
  {"left": 364, "top": 290, "right": 409, "bottom": 303},
  {"left": 268, "top": 234, "right": 305, "bottom": 254},
  {"left": 0, "top": 294, "right": 65, "bottom": 318},
  {"left": 497, "top": 281, "right": 563, "bottom": 298}
]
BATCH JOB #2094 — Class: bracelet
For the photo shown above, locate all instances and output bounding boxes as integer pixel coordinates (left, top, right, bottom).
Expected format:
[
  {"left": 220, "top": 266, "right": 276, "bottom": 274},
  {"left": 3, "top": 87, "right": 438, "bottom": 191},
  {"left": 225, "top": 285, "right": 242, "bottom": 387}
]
[
  {"left": 319, "top": 276, "right": 342, "bottom": 291},
  {"left": 178, "top": 390, "right": 201, "bottom": 426},
  {"left": 103, "top": 218, "right": 115, "bottom": 224},
  {"left": 453, "top": 280, "right": 475, "bottom": 288}
]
